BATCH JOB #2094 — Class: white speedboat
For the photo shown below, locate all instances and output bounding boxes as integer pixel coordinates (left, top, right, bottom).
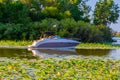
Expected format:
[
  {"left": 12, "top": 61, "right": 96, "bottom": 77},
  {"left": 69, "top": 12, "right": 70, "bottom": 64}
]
[
  {"left": 28, "top": 36, "right": 80, "bottom": 49},
  {"left": 112, "top": 37, "right": 120, "bottom": 45}
]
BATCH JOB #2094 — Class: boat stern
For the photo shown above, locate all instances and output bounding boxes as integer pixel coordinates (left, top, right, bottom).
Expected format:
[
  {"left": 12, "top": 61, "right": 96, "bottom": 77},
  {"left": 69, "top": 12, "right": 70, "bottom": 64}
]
[{"left": 28, "top": 40, "right": 39, "bottom": 48}]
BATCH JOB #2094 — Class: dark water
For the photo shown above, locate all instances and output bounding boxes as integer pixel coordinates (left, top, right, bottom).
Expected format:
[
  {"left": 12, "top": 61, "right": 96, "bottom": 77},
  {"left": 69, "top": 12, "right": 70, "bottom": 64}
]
[
  {"left": 0, "top": 48, "right": 120, "bottom": 60},
  {"left": 0, "top": 48, "right": 36, "bottom": 59}
]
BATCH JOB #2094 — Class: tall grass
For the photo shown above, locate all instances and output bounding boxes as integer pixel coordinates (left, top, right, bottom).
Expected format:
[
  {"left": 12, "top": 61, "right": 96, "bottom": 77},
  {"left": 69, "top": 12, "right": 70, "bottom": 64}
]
[
  {"left": 0, "top": 40, "right": 32, "bottom": 46},
  {"left": 0, "top": 40, "right": 120, "bottom": 49},
  {"left": 76, "top": 43, "right": 120, "bottom": 49}
]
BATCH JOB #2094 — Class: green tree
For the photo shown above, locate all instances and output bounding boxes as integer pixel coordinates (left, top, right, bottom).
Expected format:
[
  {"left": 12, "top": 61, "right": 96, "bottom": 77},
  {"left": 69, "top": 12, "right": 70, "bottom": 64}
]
[
  {"left": 69, "top": 0, "right": 91, "bottom": 22},
  {"left": 0, "top": 3, "right": 4, "bottom": 20},
  {"left": 0, "top": 0, "right": 31, "bottom": 24},
  {"left": 93, "top": 0, "right": 120, "bottom": 26},
  {"left": 27, "top": 0, "right": 90, "bottom": 21}
]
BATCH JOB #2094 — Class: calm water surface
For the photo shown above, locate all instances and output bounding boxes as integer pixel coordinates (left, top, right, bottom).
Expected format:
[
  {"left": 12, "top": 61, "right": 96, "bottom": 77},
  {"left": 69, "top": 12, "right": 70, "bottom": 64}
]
[{"left": 0, "top": 48, "right": 120, "bottom": 60}]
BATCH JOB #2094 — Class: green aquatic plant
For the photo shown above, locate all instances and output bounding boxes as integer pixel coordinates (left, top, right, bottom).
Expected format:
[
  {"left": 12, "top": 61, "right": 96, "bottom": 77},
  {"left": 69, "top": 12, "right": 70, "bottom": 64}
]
[
  {"left": 0, "top": 40, "right": 120, "bottom": 49},
  {"left": 76, "top": 43, "right": 120, "bottom": 49},
  {"left": 0, "top": 58, "right": 120, "bottom": 79},
  {"left": 0, "top": 40, "right": 32, "bottom": 47}
]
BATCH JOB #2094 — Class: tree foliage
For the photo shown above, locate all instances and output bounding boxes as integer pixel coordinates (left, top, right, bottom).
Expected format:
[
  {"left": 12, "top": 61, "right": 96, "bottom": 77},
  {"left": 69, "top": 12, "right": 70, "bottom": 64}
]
[
  {"left": 0, "top": 18, "right": 112, "bottom": 42},
  {"left": 0, "top": 0, "right": 90, "bottom": 22},
  {"left": 26, "top": 0, "right": 90, "bottom": 21},
  {"left": 93, "top": 0, "right": 120, "bottom": 26},
  {"left": 0, "top": 0, "right": 31, "bottom": 24},
  {"left": 0, "top": 0, "right": 116, "bottom": 42}
]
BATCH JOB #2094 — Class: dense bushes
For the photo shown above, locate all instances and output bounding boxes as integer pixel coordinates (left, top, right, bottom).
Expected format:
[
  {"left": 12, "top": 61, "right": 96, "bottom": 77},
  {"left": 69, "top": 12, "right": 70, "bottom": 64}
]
[
  {"left": 97, "top": 25, "right": 112, "bottom": 42},
  {"left": 0, "top": 1, "right": 31, "bottom": 24},
  {"left": 0, "top": 0, "right": 90, "bottom": 23},
  {"left": 0, "top": 1, "right": 113, "bottom": 42},
  {"left": 0, "top": 18, "right": 112, "bottom": 42}
]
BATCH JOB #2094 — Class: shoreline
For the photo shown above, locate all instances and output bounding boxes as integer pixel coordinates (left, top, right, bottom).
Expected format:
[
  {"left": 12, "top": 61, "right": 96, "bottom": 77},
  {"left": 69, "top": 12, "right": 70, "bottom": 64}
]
[
  {"left": 75, "top": 47, "right": 119, "bottom": 49},
  {"left": 0, "top": 45, "right": 119, "bottom": 50},
  {"left": 0, "top": 46, "right": 27, "bottom": 49},
  {"left": 0, "top": 41, "right": 120, "bottom": 49}
]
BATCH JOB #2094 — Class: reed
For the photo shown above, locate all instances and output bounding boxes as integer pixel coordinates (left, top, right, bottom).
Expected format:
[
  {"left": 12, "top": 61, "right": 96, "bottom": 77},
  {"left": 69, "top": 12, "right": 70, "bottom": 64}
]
[
  {"left": 0, "top": 40, "right": 32, "bottom": 46},
  {"left": 76, "top": 43, "right": 120, "bottom": 49},
  {"left": 0, "top": 40, "right": 120, "bottom": 49}
]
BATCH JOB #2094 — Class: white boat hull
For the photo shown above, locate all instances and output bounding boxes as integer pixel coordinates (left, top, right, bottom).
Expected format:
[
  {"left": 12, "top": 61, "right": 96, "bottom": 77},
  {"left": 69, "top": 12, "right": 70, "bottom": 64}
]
[{"left": 28, "top": 38, "right": 80, "bottom": 49}]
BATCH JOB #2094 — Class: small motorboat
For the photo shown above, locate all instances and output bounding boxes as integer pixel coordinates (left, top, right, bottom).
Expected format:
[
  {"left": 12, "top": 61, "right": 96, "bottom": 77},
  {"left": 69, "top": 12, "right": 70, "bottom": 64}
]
[
  {"left": 28, "top": 31, "right": 80, "bottom": 49},
  {"left": 28, "top": 36, "right": 80, "bottom": 49}
]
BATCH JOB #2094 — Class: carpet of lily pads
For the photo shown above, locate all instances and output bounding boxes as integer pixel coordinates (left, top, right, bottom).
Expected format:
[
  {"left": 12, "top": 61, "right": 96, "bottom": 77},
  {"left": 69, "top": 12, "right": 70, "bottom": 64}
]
[{"left": 0, "top": 58, "right": 120, "bottom": 79}]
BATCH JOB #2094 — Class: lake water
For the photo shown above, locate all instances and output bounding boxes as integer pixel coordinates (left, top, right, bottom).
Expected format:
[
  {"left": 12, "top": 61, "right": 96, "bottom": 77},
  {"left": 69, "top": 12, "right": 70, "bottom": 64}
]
[{"left": 0, "top": 48, "right": 120, "bottom": 60}]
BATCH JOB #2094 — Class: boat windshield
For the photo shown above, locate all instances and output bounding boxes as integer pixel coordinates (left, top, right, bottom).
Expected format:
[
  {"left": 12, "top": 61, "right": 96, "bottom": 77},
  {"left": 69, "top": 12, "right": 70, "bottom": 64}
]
[{"left": 54, "top": 35, "right": 61, "bottom": 39}]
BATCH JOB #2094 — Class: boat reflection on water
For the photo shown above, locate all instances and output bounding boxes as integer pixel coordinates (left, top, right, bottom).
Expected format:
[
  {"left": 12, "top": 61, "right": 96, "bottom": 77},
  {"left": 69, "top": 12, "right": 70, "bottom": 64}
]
[
  {"left": 28, "top": 47, "right": 120, "bottom": 60},
  {"left": 28, "top": 48, "right": 79, "bottom": 59}
]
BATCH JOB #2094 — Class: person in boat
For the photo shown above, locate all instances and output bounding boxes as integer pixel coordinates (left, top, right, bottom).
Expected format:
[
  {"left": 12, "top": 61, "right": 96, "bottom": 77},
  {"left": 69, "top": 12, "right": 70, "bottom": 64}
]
[
  {"left": 48, "top": 36, "right": 54, "bottom": 39},
  {"left": 39, "top": 32, "right": 47, "bottom": 40},
  {"left": 40, "top": 31, "right": 55, "bottom": 39}
]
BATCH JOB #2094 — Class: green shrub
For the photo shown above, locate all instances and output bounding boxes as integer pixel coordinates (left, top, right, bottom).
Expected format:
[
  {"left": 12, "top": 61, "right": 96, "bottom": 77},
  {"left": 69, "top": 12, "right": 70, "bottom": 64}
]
[
  {"left": 0, "top": 18, "right": 112, "bottom": 42},
  {"left": 58, "top": 18, "right": 77, "bottom": 38},
  {"left": 97, "top": 25, "right": 112, "bottom": 42},
  {"left": 0, "top": 23, "right": 6, "bottom": 39},
  {"left": 0, "top": 1, "right": 31, "bottom": 24},
  {"left": 3, "top": 23, "right": 23, "bottom": 40}
]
